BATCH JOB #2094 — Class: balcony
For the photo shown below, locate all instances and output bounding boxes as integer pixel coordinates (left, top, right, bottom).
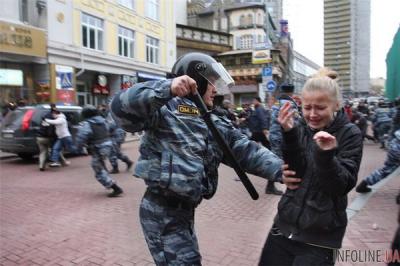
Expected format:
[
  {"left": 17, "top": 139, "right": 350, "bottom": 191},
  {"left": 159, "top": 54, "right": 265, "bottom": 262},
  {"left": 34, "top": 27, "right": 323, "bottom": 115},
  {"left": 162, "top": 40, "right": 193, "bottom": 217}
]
[{"left": 176, "top": 24, "right": 233, "bottom": 54}]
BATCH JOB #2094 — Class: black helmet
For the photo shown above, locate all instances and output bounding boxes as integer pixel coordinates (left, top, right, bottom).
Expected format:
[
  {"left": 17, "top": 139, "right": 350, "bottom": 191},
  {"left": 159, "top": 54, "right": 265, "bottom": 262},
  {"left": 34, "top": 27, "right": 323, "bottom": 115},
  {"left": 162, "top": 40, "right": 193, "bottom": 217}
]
[
  {"left": 81, "top": 105, "right": 99, "bottom": 120},
  {"left": 170, "top": 52, "right": 234, "bottom": 96}
]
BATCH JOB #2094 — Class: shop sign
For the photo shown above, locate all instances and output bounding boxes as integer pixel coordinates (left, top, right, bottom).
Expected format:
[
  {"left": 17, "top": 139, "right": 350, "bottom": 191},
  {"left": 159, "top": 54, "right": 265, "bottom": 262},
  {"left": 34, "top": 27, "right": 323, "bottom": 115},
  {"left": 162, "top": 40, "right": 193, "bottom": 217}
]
[
  {"left": 56, "top": 90, "right": 76, "bottom": 106},
  {"left": 0, "top": 69, "right": 23, "bottom": 86},
  {"left": 138, "top": 72, "right": 165, "bottom": 81},
  {"left": 0, "top": 20, "right": 46, "bottom": 58},
  {"left": 35, "top": 80, "right": 51, "bottom": 101},
  {"left": 55, "top": 65, "right": 75, "bottom": 105},
  {"left": 56, "top": 65, "right": 74, "bottom": 90},
  {"left": 92, "top": 74, "right": 109, "bottom": 95},
  {"left": 252, "top": 49, "right": 272, "bottom": 64}
]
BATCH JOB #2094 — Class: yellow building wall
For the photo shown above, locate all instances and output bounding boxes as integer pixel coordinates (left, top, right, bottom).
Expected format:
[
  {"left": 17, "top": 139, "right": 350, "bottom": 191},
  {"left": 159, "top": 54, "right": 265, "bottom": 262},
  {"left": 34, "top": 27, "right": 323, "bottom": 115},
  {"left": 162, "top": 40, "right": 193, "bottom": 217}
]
[{"left": 71, "top": 0, "right": 173, "bottom": 68}]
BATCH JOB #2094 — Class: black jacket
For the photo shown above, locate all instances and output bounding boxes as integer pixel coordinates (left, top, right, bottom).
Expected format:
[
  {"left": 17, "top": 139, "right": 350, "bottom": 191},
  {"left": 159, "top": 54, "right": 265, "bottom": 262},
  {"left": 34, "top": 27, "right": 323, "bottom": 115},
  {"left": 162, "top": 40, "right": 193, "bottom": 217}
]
[
  {"left": 274, "top": 110, "right": 363, "bottom": 249},
  {"left": 248, "top": 105, "right": 270, "bottom": 132},
  {"left": 37, "top": 112, "right": 56, "bottom": 139}
]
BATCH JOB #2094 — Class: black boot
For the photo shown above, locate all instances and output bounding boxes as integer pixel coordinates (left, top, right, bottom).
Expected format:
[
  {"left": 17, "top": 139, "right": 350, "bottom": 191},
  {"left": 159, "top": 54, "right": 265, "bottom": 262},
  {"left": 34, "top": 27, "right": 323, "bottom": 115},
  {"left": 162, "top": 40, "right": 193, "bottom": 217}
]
[
  {"left": 356, "top": 180, "right": 371, "bottom": 193},
  {"left": 108, "top": 184, "right": 123, "bottom": 197},
  {"left": 126, "top": 160, "right": 133, "bottom": 171},
  {"left": 109, "top": 166, "right": 119, "bottom": 174},
  {"left": 265, "top": 181, "right": 283, "bottom": 195}
]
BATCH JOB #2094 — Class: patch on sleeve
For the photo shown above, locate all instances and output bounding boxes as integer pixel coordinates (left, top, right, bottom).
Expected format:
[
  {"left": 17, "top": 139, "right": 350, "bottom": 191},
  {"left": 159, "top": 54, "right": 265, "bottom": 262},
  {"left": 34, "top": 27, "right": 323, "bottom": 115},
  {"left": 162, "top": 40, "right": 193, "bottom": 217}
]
[{"left": 178, "top": 105, "right": 200, "bottom": 116}]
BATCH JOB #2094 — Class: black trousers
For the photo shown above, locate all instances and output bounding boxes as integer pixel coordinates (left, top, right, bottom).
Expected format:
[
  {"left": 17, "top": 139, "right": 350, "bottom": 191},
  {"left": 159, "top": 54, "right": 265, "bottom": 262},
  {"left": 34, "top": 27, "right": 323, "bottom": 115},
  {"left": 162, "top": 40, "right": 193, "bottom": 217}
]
[{"left": 258, "top": 231, "right": 335, "bottom": 266}]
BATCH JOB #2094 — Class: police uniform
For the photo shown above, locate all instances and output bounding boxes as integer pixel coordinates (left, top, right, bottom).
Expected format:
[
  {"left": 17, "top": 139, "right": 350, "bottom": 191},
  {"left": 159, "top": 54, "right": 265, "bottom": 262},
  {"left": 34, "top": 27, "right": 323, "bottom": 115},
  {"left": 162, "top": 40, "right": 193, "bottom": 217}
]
[
  {"left": 107, "top": 113, "right": 133, "bottom": 173},
  {"left": 372, "top": 105, "right": 392, "bottom": 147},
  {"left": 111, "top": 78, "right": 283, "bottom": 265},
  {"left": 364, "top": 129, "right": 400, "bottom": 185},
  {"left": 75, "top": 110, "right": 123, "bottom": 197}
]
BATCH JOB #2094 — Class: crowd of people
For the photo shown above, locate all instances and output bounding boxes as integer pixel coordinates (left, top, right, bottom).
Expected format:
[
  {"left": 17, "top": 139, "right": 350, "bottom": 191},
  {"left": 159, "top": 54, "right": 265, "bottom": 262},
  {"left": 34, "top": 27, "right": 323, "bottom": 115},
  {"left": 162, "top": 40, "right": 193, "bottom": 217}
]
[{"left": 2, "top": 51, "right": 399, "bottom": 265}]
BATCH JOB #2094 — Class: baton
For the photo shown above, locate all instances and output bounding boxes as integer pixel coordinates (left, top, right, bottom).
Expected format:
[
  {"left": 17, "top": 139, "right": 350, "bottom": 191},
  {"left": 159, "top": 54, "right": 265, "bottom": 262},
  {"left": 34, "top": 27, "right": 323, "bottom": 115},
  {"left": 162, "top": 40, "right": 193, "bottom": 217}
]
[{"left": 191, "top": 92, "right": 259, "bottom": 200}]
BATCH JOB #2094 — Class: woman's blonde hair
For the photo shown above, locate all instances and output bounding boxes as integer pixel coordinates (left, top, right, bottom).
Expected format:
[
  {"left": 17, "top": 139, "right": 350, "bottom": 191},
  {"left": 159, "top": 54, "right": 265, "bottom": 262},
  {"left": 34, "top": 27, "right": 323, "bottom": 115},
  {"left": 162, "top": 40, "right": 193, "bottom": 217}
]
[{"left": 302, "top": 67, "right": 342, "bottom": 106}]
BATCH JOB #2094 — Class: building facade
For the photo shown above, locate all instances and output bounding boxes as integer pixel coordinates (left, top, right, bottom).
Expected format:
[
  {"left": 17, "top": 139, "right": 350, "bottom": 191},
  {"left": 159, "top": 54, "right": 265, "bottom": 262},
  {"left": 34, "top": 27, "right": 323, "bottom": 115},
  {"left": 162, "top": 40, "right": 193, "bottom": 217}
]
[
  {"left": 0, "top": 0, "right": 47, "bottom": 108},
  {"left": 264, "top": 0, "right": 283, "bottom": 28},
  {"left": 0, "top": 0, "right": 176, "bottom": 107},
  {"left": 187, "top": 0, "right": 291, "bottom": 105},
  {"left": 292, "top": 50, "right": 321, "bottom": 94},
  {"left": 324, "top": 0, "right": 370, "bottom": 98}
]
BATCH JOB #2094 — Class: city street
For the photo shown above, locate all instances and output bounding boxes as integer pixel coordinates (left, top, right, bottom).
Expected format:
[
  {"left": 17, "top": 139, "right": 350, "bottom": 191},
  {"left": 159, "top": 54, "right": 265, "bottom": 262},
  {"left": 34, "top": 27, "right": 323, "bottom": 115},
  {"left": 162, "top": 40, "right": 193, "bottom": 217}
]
[{"left": 0, "top": 140, "right": 398, "bottom": 266}]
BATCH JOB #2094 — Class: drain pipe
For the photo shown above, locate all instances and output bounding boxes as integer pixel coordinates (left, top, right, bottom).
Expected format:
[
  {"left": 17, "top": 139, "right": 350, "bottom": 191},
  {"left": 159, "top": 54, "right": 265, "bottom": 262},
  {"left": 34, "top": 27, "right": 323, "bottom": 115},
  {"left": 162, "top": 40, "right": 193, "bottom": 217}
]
[{"left": 76, "top": 51, "right": 85, "bottom": 77}]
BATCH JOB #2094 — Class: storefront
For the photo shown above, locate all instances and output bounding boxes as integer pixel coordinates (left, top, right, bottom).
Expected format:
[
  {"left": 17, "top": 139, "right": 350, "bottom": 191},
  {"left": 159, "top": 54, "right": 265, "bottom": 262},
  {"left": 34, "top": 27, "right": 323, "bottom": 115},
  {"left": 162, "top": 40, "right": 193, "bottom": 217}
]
[
  {"left": 75, "top": 70, "right": 113, "bottom": 107},
  {"left": 0, "top": 20, "right": 47, "bottom": 108}
]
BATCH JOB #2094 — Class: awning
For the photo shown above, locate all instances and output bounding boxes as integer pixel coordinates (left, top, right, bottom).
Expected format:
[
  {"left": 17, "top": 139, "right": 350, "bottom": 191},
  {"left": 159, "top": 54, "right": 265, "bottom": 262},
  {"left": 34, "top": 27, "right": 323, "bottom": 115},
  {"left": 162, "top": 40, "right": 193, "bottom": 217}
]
[{"left": 138, "top": 72, "right": 165, "bottom": 81}]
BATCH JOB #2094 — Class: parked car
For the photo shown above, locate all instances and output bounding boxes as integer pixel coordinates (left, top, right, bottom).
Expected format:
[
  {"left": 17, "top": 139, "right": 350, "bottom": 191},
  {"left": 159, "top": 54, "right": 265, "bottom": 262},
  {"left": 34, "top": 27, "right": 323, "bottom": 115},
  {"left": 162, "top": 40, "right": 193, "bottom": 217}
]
[{"left": 0, "top": 104, "right": 82, "bottom": 160}]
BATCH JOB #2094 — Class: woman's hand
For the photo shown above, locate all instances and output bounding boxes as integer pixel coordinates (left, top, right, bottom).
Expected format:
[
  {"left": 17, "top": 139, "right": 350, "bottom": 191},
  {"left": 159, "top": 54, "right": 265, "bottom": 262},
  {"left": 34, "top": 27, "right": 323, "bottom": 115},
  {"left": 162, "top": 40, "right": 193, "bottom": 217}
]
[
  {"left": 313, "top": 131, "right": 337, "bottom": 150},
  {"left": 277, "top": 102, "right": 295, "bottom": 132},
  {"left": 282, "top": 164, "right": 301, "bottom": 190}
]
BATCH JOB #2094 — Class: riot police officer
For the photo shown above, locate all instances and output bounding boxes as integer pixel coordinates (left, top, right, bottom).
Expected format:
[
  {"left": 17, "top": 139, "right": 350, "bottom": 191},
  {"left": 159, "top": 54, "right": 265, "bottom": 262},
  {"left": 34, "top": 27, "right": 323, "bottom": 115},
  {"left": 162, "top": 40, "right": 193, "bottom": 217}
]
[
  {"left": 110, "top": 52, "right": 282, "bottom": 265},
  {"left": 372, "top": 99, "right": 392, "bottom": 148},
  {"left": 75, "top": 105, "right": 123, "bottom": 197},
  {"left": 106, "top": 112, "right": 133, "bottom": 174}
]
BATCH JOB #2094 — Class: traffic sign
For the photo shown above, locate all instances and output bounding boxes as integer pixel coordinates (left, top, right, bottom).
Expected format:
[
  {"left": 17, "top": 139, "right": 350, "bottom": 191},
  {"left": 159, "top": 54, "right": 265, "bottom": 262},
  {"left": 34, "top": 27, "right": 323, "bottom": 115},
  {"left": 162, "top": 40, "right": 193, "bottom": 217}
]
[
  {"left": 262, "top": 66, "right": 272, "bottom": 77},
  {"left": 267, "top": 80, "right": 277, "bottom": 91}
]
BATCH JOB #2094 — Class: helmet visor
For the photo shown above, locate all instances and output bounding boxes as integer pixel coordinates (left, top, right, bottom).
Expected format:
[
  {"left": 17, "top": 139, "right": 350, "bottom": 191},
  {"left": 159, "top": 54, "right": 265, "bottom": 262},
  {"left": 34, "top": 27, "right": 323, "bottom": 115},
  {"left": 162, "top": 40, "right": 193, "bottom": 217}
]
[{"left": 198, "top": 62, "right": 235, "bottom": 92}]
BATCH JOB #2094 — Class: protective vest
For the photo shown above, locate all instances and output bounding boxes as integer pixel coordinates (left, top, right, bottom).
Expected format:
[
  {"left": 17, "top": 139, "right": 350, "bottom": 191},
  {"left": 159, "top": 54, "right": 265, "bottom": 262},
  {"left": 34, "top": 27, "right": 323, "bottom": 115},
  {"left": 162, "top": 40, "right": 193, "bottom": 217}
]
[{"left": 88, "top": 122, "right": 109, "bottom": 144}]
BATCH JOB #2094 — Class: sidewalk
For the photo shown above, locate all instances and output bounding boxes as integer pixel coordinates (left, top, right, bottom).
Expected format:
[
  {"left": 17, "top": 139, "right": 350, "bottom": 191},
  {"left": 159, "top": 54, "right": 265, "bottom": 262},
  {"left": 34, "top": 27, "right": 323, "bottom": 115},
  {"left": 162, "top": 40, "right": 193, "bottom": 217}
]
[{"left": 338, "top": 167, "right": 400, "bottom": 266}]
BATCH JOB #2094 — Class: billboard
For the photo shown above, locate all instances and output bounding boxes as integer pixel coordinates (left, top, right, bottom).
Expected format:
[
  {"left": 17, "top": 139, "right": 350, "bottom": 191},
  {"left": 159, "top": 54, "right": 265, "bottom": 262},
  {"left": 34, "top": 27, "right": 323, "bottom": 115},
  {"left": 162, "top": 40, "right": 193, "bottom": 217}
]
[
  {"left": 0, "top": 69, "right": 23, "bottom": 86},
  {"left": 252, "top": 49, "right": 272, "bottom": 64},
  {"left": 55, "top": 65, "right": 75, "bottom": 105}
]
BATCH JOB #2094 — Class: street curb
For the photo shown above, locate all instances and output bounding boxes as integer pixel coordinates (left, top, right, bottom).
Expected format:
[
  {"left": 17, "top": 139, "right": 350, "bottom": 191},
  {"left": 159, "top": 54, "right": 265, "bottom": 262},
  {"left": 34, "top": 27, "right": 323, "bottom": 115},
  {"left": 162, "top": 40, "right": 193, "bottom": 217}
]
[{"left": 346, "top": 166, "right": 400, "bottom": 220}]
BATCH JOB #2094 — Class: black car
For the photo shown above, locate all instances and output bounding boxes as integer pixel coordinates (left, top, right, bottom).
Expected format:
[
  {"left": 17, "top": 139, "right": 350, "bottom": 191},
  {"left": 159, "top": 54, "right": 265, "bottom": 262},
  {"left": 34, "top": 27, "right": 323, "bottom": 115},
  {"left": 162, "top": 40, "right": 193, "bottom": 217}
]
[{"left": 0, "top": 105, "right": 82, "bottom": 159}]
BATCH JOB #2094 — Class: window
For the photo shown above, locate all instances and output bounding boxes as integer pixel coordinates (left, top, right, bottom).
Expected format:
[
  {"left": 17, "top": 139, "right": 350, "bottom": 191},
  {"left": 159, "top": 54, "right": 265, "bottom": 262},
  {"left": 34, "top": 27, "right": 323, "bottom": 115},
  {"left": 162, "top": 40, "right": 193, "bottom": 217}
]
[
  {"left": 146, "top": 0, "right": 159, "bottom": 21},
  {"left": 118, "top": 26, "right": 135, "bottom": 58},
  {"left": 20, "top": 0, "right": 28, "bottom": 22},
  {"left": 240, "top": 35, "right": 253, "bottom": 49},
  {"left": 247, "top": 14, "right": 253, "bottom": 26},
  {"left": 240, "top": 57, "right": 251, "bottom": 65},
  {"left": 226, "top": 58, "right": 236, "bottom": 65},
  {"left": 146, "top": 36, "right": 159, "bottom": 64},
  {"left": 81, "top": 13, "right": 104, "bottom": 50},
  {"left": 118, "top": 0, "right": 134, "bottom": 9},
  {"left": 240, "top": 15, "right": 246, "bottom": 26}
]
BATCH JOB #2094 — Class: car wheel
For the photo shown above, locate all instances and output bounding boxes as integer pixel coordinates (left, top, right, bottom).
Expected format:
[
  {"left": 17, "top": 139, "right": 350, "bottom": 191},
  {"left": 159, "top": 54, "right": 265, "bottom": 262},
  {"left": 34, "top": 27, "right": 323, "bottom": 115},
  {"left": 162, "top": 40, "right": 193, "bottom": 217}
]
[{"left": 17, "top": 153, "right": 34, "bottom": 160}]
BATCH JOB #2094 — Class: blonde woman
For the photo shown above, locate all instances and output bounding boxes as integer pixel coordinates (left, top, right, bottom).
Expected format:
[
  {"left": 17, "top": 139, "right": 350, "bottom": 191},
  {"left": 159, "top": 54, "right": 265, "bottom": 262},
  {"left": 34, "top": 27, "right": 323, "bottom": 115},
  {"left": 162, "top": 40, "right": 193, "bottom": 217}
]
[{"left": 258, "top": 68, "right": 363, "bottom": 265}]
